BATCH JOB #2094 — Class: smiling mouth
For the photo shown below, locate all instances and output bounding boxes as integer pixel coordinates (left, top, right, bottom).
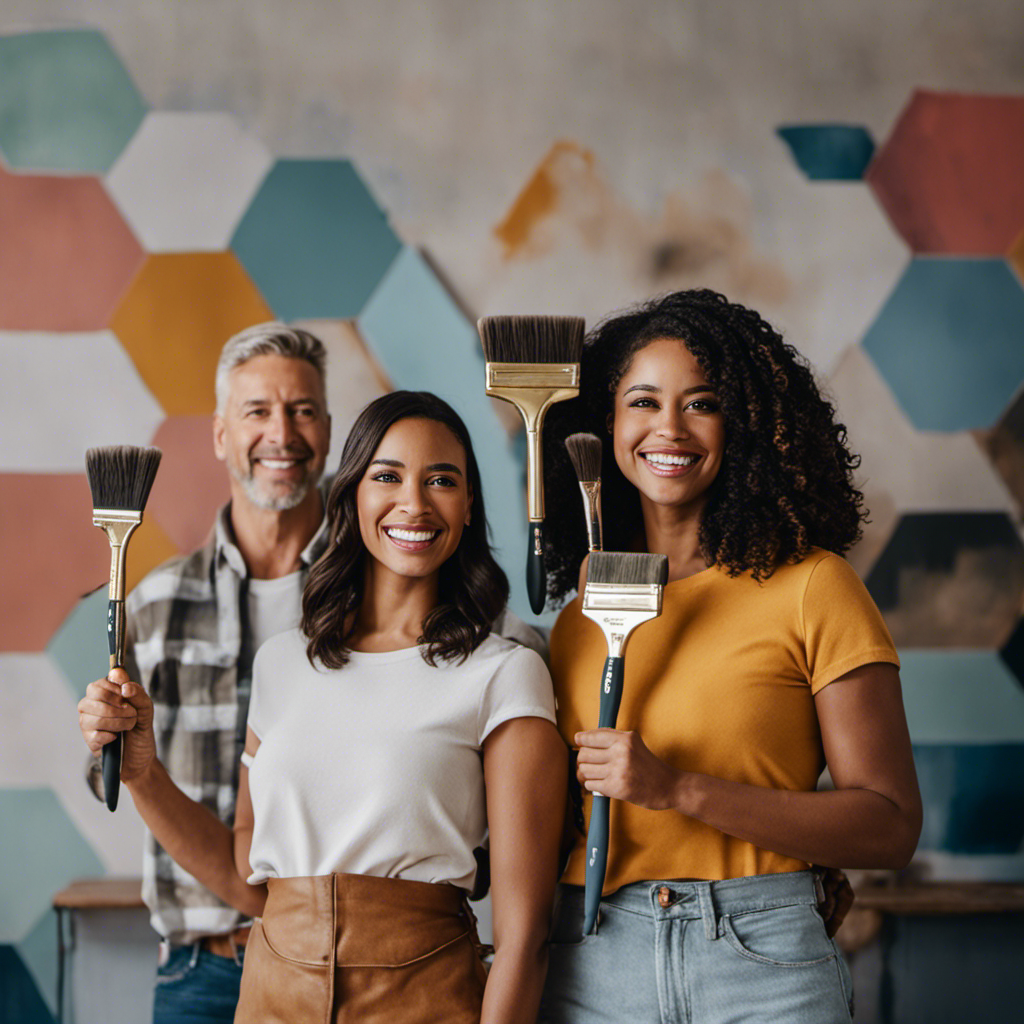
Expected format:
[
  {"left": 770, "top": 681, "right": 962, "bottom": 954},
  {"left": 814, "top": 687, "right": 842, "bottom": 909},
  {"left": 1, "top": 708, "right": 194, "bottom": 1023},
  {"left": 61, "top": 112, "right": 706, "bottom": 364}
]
[
  {"left": 383, "top": 526, "right": 442, "bottom": 550},
  {"left": 640, "top": 452, "right": 701, "bottom": 472}
]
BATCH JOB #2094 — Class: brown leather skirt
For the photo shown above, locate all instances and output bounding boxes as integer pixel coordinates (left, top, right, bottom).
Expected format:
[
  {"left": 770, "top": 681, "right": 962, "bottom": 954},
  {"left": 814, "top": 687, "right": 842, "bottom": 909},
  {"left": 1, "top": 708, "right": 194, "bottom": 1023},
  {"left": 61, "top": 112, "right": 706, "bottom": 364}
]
[{"left": 234, "top": 873, "right": 488, "bottom": 1024}]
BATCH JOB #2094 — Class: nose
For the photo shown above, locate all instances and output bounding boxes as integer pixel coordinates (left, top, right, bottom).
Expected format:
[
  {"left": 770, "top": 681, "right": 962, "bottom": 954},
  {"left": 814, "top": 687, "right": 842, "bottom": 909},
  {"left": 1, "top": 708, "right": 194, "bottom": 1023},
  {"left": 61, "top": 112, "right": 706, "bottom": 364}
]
[
  {"left": 265, "top": 406, "right": 297, "bottom": 447},
  {"left": 398, "top": 480, "right": 432, "bottom": 517},
  {"left": 654, "top": 402, "right": 689, "bottom": 440}
]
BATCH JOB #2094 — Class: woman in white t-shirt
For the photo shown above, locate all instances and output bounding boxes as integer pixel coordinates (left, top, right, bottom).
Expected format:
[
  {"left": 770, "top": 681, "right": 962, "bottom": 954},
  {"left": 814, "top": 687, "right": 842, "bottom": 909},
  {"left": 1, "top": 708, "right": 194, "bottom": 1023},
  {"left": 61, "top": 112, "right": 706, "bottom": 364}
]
[{"left": 85, "top": 391, "right": 567, "bottom": 1023}]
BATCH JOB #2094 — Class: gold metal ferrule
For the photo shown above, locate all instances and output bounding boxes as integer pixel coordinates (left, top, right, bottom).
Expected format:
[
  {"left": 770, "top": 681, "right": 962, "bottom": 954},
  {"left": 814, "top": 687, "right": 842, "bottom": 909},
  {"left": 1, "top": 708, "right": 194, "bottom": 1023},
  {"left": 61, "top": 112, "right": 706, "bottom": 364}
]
[
  {"left": 485, "top": 362, "right": 580, "bottom": 521},
  {"left": 582, "top": 583, "right": 664, "bottom": 659},
  {"left": 92, "top": 509, "right": 143, "bottom": 601},
  {"left": 579, "top": 480, "right": 603, "bottom": 552}
]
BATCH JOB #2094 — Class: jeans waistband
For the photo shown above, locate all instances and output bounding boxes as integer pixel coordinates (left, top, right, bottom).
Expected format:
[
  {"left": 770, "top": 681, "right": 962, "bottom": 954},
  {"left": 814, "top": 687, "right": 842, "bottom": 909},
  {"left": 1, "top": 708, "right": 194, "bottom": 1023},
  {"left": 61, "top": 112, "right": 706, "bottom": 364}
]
[{"left": 569, "top": 870, "right": 820, "bottom": 942}]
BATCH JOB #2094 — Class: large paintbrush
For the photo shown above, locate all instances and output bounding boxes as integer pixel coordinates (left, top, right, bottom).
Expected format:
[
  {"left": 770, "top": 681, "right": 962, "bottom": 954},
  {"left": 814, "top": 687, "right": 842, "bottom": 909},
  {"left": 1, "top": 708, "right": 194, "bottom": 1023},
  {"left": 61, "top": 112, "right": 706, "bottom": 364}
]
[
  {"left": 478, "top": 315, "right": 585, "bottom": 614},
  {"left": 86, "top": 445, "right": 162, "bottom": 811},
  {"left": 565, "top": 432, "right": 603, "bottom": 553},
  {"left": 580, "top": 551, "right": 668, "bottom": 934}
]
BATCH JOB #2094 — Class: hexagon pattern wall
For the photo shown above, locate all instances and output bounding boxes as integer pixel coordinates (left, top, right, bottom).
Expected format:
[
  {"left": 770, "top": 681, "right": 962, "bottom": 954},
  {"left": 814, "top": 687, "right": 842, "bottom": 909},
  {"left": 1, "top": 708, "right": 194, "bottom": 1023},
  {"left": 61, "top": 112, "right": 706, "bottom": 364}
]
[{"left": 3, "top": 19, "right": 1024, "bottom": 1014}]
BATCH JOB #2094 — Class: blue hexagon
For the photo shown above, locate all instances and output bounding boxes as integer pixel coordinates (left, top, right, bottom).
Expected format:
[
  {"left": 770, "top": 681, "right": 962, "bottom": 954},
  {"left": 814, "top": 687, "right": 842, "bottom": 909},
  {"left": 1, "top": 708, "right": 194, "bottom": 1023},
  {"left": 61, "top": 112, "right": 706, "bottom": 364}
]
[
  {"left": 231, "top": 159, "right": 402, "bottom": 321},
  {"left": 46, "top": 589, "right": 110, "bottom": 701},
  {"left": 776, "top": 124, "right": 875, "bottom": 180},
  {"left": 359, "top": 247, "right": 532, "bottom": 617},
  {"left": 15, "top": 908, "right": 58, "bottom": 1017},
  {"left": 0, "top": 788, "right": 103, "bottom": 943},
  {"left": 862, "top": 259, "right": 1024, "bottom": 431},
  {"left": 0, "top": 29, "right": 146, "bottom": 174}
]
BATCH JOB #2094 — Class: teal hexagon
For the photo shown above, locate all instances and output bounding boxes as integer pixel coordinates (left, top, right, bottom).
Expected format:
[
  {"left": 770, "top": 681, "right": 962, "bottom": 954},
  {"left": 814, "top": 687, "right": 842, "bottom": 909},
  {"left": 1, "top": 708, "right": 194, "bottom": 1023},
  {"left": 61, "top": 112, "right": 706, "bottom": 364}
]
[
  {"left": 46, "top": 588, "right": 110, "bottom": 701},
  {"left": 776, "top": 124, "right": 875, "bottom": 180},
  {"left": 0, "top": 788, "right": 104, "bottom": 943},
  {"left": 862, "top": 259, "right": 1024, "bottom": 431},
  {"left": 358, "top": 247, "right": 532, "bottom": 617},
  {"left": 14, "top": 908, "right": 58, "bottom": 1017},
  {"left": 231, "top": 159, "right": 402, "bottom": 321},
  {"left": 0, "top": 945, "right": 54, "bottom": 1023},
  {"left": 0, "top": 29, "right": 146, "bottom": 174}
]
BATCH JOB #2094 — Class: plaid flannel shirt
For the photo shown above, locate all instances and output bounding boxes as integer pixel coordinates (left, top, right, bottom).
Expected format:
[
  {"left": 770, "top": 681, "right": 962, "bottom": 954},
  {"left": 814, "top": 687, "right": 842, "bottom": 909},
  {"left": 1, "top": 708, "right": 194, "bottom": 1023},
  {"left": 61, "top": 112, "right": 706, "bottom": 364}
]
[{"left": 123, "top": 504, "right": 329, "bottom": 944}]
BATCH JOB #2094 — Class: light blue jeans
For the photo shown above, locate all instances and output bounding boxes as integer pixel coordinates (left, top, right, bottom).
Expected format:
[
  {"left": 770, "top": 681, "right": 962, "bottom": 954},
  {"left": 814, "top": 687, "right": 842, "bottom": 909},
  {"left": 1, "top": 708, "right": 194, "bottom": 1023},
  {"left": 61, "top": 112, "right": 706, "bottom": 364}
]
[{"left": 539, "top": 872, "right": 853, "bottom": 1024}]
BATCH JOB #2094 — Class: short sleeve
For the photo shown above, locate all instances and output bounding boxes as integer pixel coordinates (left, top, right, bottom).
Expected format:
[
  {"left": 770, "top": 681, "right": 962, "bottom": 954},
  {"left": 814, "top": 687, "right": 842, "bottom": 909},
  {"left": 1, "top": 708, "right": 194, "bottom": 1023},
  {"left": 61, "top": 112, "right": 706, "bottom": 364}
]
[
  {"left": 802, "top": 553, "right": 900, "bottom": 694},
  {"left": 478, "top": 645, "right": 557, "bottom": 743}
]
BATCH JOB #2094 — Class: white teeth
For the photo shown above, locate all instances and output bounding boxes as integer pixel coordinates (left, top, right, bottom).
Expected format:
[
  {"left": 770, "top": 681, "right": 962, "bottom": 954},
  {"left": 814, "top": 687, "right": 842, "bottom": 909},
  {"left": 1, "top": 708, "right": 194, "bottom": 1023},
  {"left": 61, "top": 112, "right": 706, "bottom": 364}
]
[
  {"left": 385, "top": 528, "right": 438, "bottom": 542},
  {"left": 259, "top": 459, "right": 297, "bottom": 469},
  {"left": 644, "top": 453, "right": 698, "bottom": 466}
]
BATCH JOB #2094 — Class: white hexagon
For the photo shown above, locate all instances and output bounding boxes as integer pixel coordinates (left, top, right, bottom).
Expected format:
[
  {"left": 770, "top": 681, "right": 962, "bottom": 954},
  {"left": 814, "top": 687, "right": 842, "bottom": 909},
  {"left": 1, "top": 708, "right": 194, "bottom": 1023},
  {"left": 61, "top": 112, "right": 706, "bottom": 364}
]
[
  {"left": 0, "top": 330, "right": 165, "bottom": 471},
  {"left": 105, "top": 112, "right": 272, "bottom": 252},
  {"left": 774, "top": 184, "right": 910, "bottom": 377},
  {"left": 0, "top": 653, "right": 146, "bottom": 875},
  {"left": 828, "top": 344, "right": 1019, "bottom": 514}
]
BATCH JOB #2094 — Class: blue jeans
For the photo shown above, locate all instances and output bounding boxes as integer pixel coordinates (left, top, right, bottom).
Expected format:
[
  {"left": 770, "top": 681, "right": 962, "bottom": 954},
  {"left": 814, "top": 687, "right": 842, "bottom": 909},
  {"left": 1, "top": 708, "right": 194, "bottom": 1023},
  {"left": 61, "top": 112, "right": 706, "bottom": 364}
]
[
  {"left": 153, "top": 943, "right": 244, "bottom": 1024},
  {"left": 539, "top": 872, "right": 853, "bottom": 1024}
]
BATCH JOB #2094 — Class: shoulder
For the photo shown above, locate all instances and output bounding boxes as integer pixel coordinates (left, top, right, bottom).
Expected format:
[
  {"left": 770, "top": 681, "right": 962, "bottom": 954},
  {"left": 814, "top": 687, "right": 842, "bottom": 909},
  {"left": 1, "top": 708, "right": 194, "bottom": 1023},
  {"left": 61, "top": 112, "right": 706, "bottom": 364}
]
[
  {"left": 253, "top": 627, "right": 307, "bottom": 670},
  {"left": 491, "top": 607, "right": 549, "bottom": 660},
  {"left": 126, "top": 540, "right": 216, "bottom": 609}
]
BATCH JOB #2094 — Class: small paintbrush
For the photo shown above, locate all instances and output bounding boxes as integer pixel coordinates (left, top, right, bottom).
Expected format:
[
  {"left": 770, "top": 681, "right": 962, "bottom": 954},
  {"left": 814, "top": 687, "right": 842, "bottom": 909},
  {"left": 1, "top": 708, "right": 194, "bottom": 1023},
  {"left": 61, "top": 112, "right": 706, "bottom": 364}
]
[
  {"left": 86, "top": 445, "right": 162, "bottom": 812},
  {"left": 565, "top": 432, "right": 603, "bottom": 552},
  {"left": 478, "top": 315, "right": 585, "bottom": 614},
  {"left": 580, "top": 550, "right": 669, "bottom": 934}
]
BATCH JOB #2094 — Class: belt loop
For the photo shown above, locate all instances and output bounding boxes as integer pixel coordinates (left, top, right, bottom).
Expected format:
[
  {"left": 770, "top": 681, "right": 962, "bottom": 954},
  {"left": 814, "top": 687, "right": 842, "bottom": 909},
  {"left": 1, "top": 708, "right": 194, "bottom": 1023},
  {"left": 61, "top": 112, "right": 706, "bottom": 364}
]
[
  {"left": 189, "top": 941, "right": 200, "bottom": 968},
  {"left": 696, "top": 882, "right": 719, "bottom": 941}
]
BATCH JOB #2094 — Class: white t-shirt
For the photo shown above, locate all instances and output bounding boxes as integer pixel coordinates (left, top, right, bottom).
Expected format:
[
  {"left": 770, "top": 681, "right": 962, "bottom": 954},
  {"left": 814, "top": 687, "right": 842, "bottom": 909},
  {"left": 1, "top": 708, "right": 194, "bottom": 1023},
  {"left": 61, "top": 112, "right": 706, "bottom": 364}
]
[
  {"left": 246, "top": 571, "right": 303, "bottom": 654},
  {"left": 242, "top": 629, "right": 556, "bottom": 891}
]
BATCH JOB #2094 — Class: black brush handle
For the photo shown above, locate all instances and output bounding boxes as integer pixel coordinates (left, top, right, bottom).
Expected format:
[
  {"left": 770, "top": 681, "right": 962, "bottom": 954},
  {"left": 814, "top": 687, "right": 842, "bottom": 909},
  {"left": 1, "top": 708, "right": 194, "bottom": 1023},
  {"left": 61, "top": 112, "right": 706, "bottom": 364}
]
[
  {"left": 527, "top": 521, "right": 546, "bottom": 614},
  {"left": 103, "top": 599, "right": 126, "bottom": 812},
  {"left": 583, "top": 655, "right": 624, "bottom": 933}
]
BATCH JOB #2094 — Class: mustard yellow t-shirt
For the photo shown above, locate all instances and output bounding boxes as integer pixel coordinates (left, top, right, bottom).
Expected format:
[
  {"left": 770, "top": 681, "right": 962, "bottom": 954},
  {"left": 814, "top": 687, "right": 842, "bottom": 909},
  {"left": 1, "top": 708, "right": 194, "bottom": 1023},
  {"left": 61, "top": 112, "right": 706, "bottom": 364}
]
[{"left": 550, "top": 548, "right": 899, "bottom": 891}]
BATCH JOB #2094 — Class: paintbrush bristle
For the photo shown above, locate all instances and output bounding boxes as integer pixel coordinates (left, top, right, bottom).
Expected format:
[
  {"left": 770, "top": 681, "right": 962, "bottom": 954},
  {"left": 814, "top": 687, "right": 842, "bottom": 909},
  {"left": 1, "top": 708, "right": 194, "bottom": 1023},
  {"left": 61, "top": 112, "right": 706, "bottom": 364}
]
[
  {"left": 587, "top": 551, "right": 668, "bottom": 587},
  {"left": 477, "top": 315, "right": 585, "bottom": 365},
  {"left": 565, "top": 432, "right": 603, "bottom": 483},
  {"left": 85, "top": 446, "right": 162, "bottom": 511}
]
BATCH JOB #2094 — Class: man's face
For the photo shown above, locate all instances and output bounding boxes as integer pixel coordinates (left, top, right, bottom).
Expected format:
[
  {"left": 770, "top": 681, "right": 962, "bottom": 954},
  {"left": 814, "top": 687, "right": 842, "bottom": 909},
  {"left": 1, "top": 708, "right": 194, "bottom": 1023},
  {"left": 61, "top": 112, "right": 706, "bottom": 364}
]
[{"left": 213, "top": 354, "right": 331, "bottom": 512}]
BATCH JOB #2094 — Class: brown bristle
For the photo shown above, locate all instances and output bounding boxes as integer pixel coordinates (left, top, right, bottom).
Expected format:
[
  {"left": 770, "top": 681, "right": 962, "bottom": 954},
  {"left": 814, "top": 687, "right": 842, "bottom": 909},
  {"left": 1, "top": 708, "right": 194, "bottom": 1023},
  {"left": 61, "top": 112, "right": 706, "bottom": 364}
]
[
  {"left": 587, "top": 551, "right": 668, "bottom": 587},
  {"left": 85, "top": 446, "right": 162, "bottom": 511},
  {"left": 565, "top": 432, "right": 603, "bottom": 484},
  {"left": 477, "top": 315, "right": 585, "bottom": 365}
]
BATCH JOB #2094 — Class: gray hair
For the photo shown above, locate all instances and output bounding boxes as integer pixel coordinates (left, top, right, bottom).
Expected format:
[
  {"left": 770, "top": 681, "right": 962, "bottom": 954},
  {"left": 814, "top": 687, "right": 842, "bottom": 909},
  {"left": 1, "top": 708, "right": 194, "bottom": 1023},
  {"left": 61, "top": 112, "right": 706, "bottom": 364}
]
[{"left": 215, "top": 322, "right": 327, "bottom": 413}]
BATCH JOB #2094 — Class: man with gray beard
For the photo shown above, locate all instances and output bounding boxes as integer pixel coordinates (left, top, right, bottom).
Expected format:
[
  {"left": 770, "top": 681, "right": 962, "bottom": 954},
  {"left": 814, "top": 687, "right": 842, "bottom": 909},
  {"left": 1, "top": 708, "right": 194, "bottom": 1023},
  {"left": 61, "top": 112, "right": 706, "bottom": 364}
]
[{"left": 82, "top": 323, "right": 332, "bottom": 1024}]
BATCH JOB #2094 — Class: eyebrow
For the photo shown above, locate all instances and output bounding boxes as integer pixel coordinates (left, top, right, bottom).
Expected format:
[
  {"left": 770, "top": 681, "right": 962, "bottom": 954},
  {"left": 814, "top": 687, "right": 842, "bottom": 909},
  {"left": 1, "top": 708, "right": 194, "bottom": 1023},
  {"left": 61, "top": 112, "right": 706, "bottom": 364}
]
[
  {"left": 622, "top": 383, "right": 717, "bottom": 396},
  {"left": 370, "top": 459, "right": 464, "bottom": 476},
  {"left": 239, "top": 397, "right": 321, "bottom": 409}
]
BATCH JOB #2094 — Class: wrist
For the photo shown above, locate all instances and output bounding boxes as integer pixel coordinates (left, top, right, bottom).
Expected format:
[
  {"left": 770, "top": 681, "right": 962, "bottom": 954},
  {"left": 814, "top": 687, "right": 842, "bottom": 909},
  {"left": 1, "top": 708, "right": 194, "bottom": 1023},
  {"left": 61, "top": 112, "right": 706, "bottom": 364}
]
[
  {"left": 124, "top": 755, "right": 162, "bottom": 793},
  {"left": 671, "top": 770, "right": 705, "bottom": 818}
]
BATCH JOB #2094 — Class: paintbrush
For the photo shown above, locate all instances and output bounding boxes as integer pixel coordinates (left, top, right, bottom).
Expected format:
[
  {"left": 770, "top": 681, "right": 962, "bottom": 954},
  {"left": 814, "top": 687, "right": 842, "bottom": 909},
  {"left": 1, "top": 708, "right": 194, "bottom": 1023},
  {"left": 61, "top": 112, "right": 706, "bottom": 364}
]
[
  {"left": 478, "top": 315, "right": 585, "bottom": 614},
  {"left": 580, "top": 550, "right": 669, "bottom": 934},
  {"left": 86, "top": 445, "right": 162, "bottom": 812},
  {"left": 565, "top": 432, "right": 603, "bottom": 553}
]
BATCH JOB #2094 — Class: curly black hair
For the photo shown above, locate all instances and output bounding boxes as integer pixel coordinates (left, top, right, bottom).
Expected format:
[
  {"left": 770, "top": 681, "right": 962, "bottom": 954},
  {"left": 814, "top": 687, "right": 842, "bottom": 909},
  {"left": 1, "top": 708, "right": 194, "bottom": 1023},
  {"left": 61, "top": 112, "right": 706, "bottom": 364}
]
[{"left": 542, "top": 288, "right": 865, "bottom": 603}]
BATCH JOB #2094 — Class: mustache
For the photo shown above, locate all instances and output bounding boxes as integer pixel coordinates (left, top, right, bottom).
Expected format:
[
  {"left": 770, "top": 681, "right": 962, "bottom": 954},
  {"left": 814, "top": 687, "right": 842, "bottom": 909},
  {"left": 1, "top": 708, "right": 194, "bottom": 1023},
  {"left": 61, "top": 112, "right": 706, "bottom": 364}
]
[{"left": 249, "top": 444, "right": 314, "bottom": 460}]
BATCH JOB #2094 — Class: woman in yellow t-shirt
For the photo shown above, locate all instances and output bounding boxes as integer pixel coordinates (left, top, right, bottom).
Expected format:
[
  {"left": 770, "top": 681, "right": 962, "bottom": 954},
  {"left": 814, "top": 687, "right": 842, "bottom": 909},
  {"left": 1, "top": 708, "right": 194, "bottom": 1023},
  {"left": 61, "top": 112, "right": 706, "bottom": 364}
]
[{"left": 537, "top": 289, "right": 922, "bottom": 1024}]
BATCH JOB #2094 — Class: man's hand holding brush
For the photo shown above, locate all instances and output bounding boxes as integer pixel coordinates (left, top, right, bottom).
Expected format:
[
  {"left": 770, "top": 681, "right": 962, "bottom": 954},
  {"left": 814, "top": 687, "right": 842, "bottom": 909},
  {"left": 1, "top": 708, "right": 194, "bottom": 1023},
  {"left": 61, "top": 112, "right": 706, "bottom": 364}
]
[{"left": 78, "top": 670, "right": 156, "bottom": 782}]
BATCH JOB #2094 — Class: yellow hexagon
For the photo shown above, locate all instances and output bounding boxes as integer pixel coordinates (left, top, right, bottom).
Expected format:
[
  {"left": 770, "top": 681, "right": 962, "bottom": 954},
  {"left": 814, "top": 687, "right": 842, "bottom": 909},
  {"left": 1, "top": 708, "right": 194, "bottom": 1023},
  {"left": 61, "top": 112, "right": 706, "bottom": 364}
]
[{"left": 110, "top": 253, "right": 274, "bottom": 415}]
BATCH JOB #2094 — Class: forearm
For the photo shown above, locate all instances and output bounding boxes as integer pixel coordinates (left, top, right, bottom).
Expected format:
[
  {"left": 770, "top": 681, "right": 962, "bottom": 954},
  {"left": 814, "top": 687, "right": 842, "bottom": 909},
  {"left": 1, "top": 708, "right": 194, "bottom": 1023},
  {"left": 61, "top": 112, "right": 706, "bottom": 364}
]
[
  {"left": 127, "top": 759, "right": 266, "bottom": 916},
  {"left": 675, "top": 772, "right": 919, "bottom": 869},
  {"left": 481, "top": 931, "right": 549, "bottom": 1024}
]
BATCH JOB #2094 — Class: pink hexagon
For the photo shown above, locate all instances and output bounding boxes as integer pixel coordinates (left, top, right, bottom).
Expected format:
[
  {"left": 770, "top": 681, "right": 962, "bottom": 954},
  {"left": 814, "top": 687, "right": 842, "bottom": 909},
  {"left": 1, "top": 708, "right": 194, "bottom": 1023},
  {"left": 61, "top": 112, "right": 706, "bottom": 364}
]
[
  {"left": 0, "top": 474, "right": 110, "bottom": 651},
  {"left": 0, "top": 162, "right": 144, "bottom": 330},
  {"left": 867, "top": 91, "right": 1024, "bottom": 255},
  {"left": 147, "top": 416, "right": 230, "bottom": 552}
]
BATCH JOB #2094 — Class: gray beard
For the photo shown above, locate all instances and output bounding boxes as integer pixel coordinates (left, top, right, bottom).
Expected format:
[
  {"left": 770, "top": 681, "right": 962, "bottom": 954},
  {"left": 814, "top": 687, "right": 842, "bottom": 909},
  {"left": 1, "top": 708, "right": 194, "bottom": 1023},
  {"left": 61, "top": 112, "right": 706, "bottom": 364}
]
[{"left": 231, "top": 464, "right": 322, "bottom": 511}]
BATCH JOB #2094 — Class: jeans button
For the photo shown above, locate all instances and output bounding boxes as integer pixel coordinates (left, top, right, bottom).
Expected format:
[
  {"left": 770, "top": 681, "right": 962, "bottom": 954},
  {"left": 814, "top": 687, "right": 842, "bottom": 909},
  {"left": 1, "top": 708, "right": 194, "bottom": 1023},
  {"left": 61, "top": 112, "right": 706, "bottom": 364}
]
[{"left": 658, "top": 886, "right": 673, "bottom": 908}]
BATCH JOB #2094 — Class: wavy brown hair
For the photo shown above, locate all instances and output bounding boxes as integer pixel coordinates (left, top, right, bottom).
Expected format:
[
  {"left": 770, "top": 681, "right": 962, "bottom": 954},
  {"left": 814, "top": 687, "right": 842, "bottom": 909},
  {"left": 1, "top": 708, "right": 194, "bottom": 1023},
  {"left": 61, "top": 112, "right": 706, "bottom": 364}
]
[
  {"left": 543, "top": 289, "right": 866, "bottom": 602},
  {"left": 302, "top": 391, "right": 508, "bottom": 668}
]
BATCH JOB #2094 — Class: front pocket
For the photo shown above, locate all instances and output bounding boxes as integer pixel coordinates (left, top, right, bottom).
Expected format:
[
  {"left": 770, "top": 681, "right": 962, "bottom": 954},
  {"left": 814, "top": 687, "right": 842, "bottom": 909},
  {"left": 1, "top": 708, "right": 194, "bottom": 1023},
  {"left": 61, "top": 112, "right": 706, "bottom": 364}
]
[
  {"left": 234, "top": 920, "right": 331, "bottom": 1024},
  {"left": 721, "top": 903, "right": 837, "bottom": 968}
]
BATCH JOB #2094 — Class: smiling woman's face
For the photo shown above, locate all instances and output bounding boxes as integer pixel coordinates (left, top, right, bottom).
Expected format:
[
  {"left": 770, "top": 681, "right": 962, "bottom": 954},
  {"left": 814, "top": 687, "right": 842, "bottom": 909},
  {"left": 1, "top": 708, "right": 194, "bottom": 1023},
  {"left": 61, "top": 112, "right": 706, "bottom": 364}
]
[
  {"left": 612, "top": 337, "right": 725, "bottom": 517},
  {"left": 355, "top": 416, "right": 472, "bottom": 584}
]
